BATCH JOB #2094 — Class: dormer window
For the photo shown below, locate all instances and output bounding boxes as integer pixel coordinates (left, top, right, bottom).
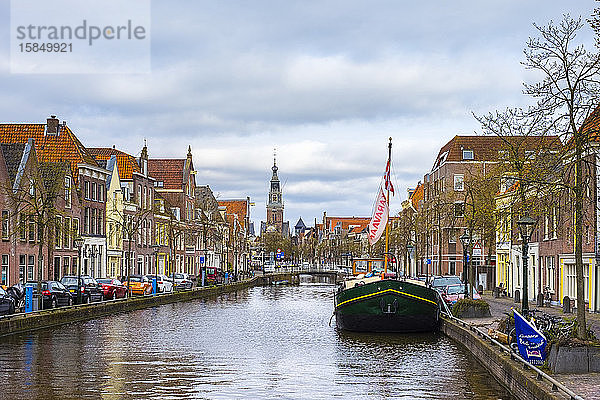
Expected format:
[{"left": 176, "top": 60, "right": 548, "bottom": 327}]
[{"left": 462, "top": 149, "right": 474, "bottom": 160}]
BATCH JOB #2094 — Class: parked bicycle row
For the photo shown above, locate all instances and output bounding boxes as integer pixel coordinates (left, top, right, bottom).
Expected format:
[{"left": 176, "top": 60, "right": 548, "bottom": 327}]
[{"left": 498, "top": 308, "right": 582, "bottom": 352}]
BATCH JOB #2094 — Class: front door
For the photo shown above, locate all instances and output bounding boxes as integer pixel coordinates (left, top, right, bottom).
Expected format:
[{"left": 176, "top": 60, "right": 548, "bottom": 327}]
[
  {"left": 478, "top": 272, "right": 487, "bottom": 291},
  {"left": 54, "top": 257, "right": 60, "bottom": 281}
]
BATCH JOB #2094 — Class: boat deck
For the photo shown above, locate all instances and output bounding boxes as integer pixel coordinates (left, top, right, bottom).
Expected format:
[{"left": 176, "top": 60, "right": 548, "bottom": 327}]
[{"left": 342, "top": 275, "right": 426, "bottom": 290}]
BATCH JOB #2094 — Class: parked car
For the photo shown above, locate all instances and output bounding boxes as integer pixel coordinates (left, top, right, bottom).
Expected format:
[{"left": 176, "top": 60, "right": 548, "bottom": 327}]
[
  {"left": 442, "top": 284, "right": 481, "bottom": 305},
  {"left": 0, "top": 286, "right": 16, "bottom": 315},
  {"left": 143, "top": 274, "right": 173, "bottom": 293},
  {"left": 24, "top": 281, "right": 73, "bottom": 308},
  {"left": 60, "top": 275, "right": 104, "bottom": 304},
  {"left": 124, "top": 275, "right": 153, "bottom": 295},
  {"left": 97, "top": 278, "right": 128, "bottom": 299},
  {"left": 156, "top": 274, "right": 174, "bottom": 292},
  {"left": 431, "top": 275, "right": 463, "bottom": 293},
  {"left": 205, "top": 268, "right": 218, "bottom": 285},
  {"left": 173, "top": 273, "right": 193, "bottom": 290}
]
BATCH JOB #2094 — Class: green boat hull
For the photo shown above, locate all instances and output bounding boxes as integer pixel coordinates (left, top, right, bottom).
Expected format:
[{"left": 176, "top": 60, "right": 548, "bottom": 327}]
[{"left": 334, "top": 279, "right": 440, "bottom": 333}]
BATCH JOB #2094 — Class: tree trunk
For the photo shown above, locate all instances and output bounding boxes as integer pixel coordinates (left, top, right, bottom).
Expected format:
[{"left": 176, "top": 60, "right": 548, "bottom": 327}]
[
  {"left": 37, "top": 218, "right": 44, "bottom": 310},
  {"left": 574, "top": 152, "right": 587, "bottom": 340}
]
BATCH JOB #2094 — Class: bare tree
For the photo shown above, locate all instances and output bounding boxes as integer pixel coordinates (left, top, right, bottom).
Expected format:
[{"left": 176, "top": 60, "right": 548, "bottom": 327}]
[
  {"left": 477, "top": 15, "right": 600, "bottom": 339},
  {"left": 5, "top": 160, "right": 70, "bottom": 308}
]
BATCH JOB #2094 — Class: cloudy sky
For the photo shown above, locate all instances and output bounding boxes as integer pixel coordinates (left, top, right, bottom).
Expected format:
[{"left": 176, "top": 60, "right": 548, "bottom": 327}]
[{"left": 0, "top": 1, "right": 597, "bottom": 231}]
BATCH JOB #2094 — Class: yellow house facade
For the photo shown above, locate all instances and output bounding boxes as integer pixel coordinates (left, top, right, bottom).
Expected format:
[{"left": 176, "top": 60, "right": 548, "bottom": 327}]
[{"left": 105, "top": 156, "right": 124, "bottom": 278}]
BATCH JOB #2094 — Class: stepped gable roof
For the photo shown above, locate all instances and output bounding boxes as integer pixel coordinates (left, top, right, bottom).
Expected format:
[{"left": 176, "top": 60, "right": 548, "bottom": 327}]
[
  {"left": 432, "top": 135, "right": 562, "bottom": 171},
  {"left": 148, "top": 159, "right": 185, "bottom": 190},
  {"left": 218, "top": 199, "right": 248, "bottom": 230},
  {"left": 0, "top": 122, "right": 98, "bottom": 184},
  {"left": 88, "top": 147, "right": 141, "bottom": 181},
  {"left": 1, "top": 143, "right": 26, "bottom": 186}
]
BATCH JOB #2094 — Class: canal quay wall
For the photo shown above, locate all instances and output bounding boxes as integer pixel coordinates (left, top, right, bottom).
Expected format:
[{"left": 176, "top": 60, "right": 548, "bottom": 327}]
[
  {"left": 0, "top": 277, "right": 269, "bottom": 337},
  {"left": 441, "top": 317, "right": 571, "bottom": 400}
]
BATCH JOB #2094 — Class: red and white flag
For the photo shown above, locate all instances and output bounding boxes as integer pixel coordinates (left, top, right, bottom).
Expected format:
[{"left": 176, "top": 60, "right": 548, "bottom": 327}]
[
  {"left": 384, "top": 160, "right": 394, "bottom": 195},
  {"left": 368, "top": 186, "right": 389, "bottom": 245}
]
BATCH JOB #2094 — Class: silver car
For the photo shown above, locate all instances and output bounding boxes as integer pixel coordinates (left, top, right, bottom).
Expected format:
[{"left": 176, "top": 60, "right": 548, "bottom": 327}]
[{"left": 173, "top": 273, "right": 193, "bottom": 290}]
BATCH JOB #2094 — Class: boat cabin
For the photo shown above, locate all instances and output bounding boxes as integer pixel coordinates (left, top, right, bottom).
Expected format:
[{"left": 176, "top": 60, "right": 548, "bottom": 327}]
[{"left": 352, "top": 259, "right": 385, "bottom": 276}]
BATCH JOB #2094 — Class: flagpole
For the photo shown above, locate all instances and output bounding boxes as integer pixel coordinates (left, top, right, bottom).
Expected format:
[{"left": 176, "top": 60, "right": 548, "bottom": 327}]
[{"left": 384, "top": 137, "right": 392, "bottom": 274}]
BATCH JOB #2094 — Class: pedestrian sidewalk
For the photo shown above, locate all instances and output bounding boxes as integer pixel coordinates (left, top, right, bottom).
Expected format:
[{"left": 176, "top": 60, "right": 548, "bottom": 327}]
[
  {"left": 480, "top": 293, "right": 600, "bottom": 337},
  {"left": 472, "top": 293, "right": 600, "bottom": 400}
]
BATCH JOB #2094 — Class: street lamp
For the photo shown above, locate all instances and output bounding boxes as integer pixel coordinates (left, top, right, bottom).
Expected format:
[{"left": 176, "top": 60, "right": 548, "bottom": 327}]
[
  {"left": 459, "top": 231, "right": 470, "bottom": 298},
  {"left": 74, "top": 237, "right": 84, "bottom": 304},
  {"left": 517, "top": 215, "right": 536, "bottom": 314},
  {"left": 406, "top": 244, "right": 414, "bottom": 278}
]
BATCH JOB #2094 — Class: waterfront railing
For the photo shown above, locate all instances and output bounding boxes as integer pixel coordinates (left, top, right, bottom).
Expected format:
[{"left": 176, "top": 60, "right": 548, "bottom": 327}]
[{"left": 440, "top": 305, "right": 584, "bottom": 400}]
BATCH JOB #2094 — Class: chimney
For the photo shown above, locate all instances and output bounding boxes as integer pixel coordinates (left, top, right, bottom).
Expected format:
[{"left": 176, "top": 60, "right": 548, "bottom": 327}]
[
  {"left": 46, "top": 115, "right": 59, "bottom": 135},
  {"left": 140, "top": 143, "right": 148, "bottom": 176}
]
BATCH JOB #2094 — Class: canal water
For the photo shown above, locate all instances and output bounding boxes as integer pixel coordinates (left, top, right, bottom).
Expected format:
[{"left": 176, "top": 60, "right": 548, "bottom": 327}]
[{"left": 0, "top": 285, "right": 512, "bottom": 399}]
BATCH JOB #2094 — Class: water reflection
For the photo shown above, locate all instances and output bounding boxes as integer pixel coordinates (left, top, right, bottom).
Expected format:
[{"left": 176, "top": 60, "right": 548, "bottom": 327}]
[{"left": 0, "top": 285, "right": 511, "bottom": 400}]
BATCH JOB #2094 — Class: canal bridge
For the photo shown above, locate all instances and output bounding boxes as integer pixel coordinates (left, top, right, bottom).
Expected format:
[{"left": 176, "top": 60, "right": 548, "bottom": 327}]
[{"left": 262, "top": 266, "right": 345, "bottom": 285}]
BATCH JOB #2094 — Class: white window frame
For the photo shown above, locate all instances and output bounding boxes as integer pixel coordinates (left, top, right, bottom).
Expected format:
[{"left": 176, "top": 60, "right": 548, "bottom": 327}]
[{"left": 453, "top": 174, "right": 464, "bottom": 191}]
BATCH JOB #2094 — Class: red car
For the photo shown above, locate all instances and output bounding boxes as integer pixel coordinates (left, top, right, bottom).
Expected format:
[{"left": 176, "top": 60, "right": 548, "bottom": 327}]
[
  {"left": 442, "top": 284, "right": 481, "bottom": 305},
  {"left": 97, "top": 278, "right": 127, "bottom": 300}
]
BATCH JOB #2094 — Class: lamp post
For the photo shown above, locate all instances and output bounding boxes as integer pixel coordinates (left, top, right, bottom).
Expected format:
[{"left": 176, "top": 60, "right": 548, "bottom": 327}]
[
  {"left": 460, "top": 232, "right": 470, "bottom": 298},
  {"left": 517, "top": 215, "right": 536, "bottom": 314},
  {"left": 406, "top": 244, "right": 414, "bottom": 278},
  {"left": 74, "top": 237, "right": 84, "bottom": 304}
]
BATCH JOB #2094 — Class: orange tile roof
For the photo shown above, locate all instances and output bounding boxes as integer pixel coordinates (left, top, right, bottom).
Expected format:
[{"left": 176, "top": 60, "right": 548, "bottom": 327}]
[
  {"left": 148, "top": 159, "right": 185, "bottom": 190},
  {"left": 411, "top": 183, "right": 424, "bottom": 210},
  {"left": 325, "top": 217, "right": 370, "bottom": 231},
  {"left": 88, "top": 147, "right": 141, "bottom": 180},
  {"left": 0, "top": 123, "right": 98, "bottom": 183},
  {"left": 218, "top": 200, "right": 249, "bottom": 230},
  {"left": 579, "top": 105, "right": 600, "bottom": 142}
]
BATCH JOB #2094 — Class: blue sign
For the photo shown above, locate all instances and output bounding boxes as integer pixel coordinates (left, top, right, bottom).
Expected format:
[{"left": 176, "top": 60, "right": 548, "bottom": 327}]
[
  {"left": 199, "top": 256, "right": 205, "bottom": 264},
  {"left": 426, "top": 259, "right": 431, "bottom": 265},
  {"left": 514, "top": 310, "right": 547, "bottom": 365},
  {"left": 152, "top": 278, "right": 157, "bottom": 295},
  {"left": 25, "top": 285, "right": 33, "bottom": 313}
]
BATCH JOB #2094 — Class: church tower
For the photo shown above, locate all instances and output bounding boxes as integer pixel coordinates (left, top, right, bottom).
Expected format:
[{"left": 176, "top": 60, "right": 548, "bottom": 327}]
[{"left": 266, "top": 153, "right": 284, "bottom": 233}]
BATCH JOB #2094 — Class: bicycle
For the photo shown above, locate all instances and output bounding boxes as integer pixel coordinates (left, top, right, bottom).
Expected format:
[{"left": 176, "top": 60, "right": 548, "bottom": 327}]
[{"left": 543, "top": 286, "right": 553, "bottom": 306}]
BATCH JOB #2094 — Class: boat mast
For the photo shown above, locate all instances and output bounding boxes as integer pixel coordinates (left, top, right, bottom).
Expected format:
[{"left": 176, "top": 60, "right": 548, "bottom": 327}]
[{"left": 384, "top": 137, "right": 392, "bottom": 274}]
